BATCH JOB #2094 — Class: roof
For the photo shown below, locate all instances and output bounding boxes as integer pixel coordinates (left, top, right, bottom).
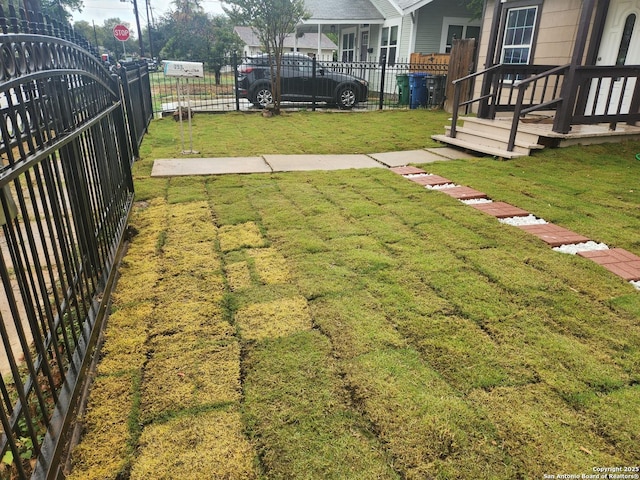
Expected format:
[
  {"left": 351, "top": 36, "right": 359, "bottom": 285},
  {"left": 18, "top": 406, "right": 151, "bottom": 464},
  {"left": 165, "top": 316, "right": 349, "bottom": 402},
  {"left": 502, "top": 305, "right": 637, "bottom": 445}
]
[
  {"left": 234, "top": 26, "right": 337, "bottom": 50},
  {"left": 392, "top": 0, "right": 435, "bottom": 15},
  {"left": 302, "top": 0, "right": 385, "bottom": 23},
  {"left": 301, "top": 0, "right": 437, "bottom": 22}
]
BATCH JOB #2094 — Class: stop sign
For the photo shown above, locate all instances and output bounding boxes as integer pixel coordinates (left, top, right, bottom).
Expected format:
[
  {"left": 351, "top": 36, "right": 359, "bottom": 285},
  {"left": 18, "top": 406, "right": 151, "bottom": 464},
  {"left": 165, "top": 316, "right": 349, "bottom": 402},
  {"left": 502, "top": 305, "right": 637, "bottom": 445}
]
[{"left": 113, "top": 24, "right": 130, "bottom": 42}]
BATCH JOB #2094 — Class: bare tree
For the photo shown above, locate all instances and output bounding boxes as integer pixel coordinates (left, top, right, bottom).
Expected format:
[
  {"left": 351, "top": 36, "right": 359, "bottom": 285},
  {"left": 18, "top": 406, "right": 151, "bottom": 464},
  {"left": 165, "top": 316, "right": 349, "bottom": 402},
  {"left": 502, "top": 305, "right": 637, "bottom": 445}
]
[{"left": 223, "top": 0, "right": 308, "bottom": 114}]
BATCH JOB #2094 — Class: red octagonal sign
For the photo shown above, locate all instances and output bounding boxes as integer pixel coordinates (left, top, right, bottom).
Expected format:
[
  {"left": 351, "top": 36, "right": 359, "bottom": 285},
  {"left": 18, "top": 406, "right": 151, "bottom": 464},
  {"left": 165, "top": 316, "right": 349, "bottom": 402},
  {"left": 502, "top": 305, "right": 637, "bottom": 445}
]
[{"left": 113, "top": 24, "right": 130, "bottom": 42}]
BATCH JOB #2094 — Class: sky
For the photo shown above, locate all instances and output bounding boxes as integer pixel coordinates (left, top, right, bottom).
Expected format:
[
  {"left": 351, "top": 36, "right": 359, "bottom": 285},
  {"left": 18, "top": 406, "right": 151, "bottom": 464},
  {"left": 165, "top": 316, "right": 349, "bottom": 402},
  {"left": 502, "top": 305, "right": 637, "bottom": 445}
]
[{"left": 71, "top": 0, "right": 225, "bottom": 37}]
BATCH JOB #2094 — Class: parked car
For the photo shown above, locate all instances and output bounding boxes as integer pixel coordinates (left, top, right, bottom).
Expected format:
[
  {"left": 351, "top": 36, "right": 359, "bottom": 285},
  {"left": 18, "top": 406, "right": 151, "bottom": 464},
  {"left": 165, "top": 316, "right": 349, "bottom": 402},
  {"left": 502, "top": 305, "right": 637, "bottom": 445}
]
[
  {"left": 144, "top": 58, "right": 158, "bottom": 72},
  {"left": 237, "top": 53, "right": 369, "bottom": 109}
]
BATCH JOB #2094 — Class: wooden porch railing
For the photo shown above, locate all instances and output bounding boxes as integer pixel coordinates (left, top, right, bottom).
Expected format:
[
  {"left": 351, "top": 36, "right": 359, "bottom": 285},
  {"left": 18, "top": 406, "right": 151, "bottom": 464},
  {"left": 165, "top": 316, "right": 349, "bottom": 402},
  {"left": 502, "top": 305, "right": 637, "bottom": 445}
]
[{"left": 449, "top": 63, "right": 640, "bottom": 152}]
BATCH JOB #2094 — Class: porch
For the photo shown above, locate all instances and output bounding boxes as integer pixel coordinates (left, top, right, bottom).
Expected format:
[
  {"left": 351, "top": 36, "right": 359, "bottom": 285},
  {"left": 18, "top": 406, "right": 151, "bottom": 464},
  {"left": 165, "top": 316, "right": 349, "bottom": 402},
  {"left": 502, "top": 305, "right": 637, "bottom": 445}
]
[
  {"left": 433, "top": 63, "right": 640, "bottom": 159},
  {"left": 433, "top": 115, "right": 640, "bottom": 159}
]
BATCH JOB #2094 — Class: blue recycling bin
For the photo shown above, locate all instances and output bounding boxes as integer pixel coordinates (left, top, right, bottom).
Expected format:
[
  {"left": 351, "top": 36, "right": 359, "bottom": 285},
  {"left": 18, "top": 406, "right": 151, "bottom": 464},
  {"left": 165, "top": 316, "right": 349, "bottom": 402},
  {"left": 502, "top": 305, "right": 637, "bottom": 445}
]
[{"left": 409, "top": 72, "right": 429, "bottom": 109}]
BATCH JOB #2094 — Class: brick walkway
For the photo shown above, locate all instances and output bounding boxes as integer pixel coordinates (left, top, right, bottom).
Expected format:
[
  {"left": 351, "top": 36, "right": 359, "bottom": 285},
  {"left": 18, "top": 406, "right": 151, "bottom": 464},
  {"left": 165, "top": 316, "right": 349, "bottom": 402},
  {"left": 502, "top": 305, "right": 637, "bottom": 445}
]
[{"left": 391, "top": 166, "right": 640, "bottom": 288}]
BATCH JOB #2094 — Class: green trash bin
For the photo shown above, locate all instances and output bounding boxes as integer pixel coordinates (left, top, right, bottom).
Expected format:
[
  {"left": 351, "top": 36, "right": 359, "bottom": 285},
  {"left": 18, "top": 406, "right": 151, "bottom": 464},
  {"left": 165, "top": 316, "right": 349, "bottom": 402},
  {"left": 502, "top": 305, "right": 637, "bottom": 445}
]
[{"left": 396, "top": 74, "right": 410, "bottom": 106}]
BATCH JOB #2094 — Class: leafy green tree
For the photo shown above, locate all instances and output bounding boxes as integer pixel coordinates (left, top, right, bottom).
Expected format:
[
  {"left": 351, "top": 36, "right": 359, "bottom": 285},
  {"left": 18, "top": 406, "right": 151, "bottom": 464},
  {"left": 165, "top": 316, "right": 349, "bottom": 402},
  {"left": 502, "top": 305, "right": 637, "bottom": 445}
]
[
  {"left": 223, "top": 0, "right": 308, "bottom": 113},
  {"left": 41, "top": 0, "right": 83, "bottom": 24},
  {"left": 159, "top": 0, "right": 211, "bottom": 61},
  {"left": 73, "top": 20, "right": 100, "bottom": 43},
  {"left": 160, "top": 10, "right": 212, "bottom": 61},
  {"left": 208, "top": 15, "right": 243, "bottom": 84},
  {"left": 155, "top": 0, "right": 243, "bottom": 84},
  {"left": 463, "top": 0, "right": 484, "bottom": 20}
]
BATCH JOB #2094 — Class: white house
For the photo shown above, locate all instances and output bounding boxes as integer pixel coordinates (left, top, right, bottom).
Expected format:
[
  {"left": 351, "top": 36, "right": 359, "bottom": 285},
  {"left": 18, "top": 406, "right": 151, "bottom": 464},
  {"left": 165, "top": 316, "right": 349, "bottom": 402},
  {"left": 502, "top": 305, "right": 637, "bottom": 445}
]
[
  {"left": 233, "top": 26, "right": 337, "bottom": 59},
  {"left": 297, "top": 0, "right": 481, "bottom": 63}
]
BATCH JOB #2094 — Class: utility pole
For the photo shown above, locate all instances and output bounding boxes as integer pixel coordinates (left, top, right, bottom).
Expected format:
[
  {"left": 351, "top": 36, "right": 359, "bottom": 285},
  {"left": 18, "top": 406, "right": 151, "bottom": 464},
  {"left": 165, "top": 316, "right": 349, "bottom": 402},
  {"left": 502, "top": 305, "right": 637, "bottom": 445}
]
[
  {"left": 145, "top": 0, "right": 154, "bottom": 59},
  {"left": 132, "top": 0, "right": 144, "bottom": 56},
  {"left": 120, "top": 0, "right": 145, "bottom": 56}
]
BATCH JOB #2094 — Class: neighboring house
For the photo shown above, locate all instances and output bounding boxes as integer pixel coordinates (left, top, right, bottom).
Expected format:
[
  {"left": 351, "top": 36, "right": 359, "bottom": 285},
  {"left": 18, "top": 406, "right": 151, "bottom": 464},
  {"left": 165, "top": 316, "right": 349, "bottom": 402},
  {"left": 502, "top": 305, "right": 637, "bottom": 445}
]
[
  {"left": 297, "top": 0, "right": 480, "bottom": 62},
  {"left": 233, "top": 26, "right": 337, "bottom": 59},
  {"left": 433, "top": 0, "right": 640, "bottom": 158}
]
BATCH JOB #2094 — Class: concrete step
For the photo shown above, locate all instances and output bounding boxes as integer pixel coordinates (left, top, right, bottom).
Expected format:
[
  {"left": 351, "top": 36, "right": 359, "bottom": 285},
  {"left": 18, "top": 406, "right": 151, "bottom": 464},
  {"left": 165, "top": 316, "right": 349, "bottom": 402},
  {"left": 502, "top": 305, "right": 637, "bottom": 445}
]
[
  {"left": 430, "top": 134, "right": 527, "bottom": 159},
  {"left": 444, "top": 126, "right": 544, "bottom": 155},
  {"left": 457, "top": 116, "right": 543, "bottom": 145}
]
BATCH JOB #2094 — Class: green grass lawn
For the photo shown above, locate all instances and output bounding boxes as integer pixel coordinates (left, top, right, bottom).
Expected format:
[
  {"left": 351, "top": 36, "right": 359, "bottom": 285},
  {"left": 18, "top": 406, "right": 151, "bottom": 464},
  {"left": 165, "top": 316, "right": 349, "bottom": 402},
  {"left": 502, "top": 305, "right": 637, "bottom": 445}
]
[{"left": 70, "top": 110, "right": 640, "bottom": 480}]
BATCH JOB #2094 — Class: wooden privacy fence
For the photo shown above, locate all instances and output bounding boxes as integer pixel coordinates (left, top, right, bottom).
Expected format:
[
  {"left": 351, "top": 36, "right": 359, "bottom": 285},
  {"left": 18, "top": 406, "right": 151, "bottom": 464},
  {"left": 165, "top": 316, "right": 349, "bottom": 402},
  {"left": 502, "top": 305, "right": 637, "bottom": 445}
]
[
  {"left": 444, "top": 38, "right": 477, "bottom": 113},
  {"left": 409, "top": 52, "right": 450, "bottom": 75}
]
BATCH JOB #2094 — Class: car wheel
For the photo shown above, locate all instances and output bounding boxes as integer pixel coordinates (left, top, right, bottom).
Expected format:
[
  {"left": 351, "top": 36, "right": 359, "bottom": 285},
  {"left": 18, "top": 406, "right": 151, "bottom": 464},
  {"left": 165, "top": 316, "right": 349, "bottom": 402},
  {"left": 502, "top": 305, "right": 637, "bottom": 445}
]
[
  {"left": 252, "top": 86, "right": 273, "bottom": 108},
  {"left": 337, "top": 86, "right": 357, "bottom": 109}
]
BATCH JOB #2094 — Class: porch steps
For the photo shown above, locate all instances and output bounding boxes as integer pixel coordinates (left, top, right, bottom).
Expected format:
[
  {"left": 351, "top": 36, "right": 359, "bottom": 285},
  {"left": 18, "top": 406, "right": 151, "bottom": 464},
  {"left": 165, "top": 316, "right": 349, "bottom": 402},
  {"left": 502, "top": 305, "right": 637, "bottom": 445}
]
[
  {"left": 431, "top": 134, "right": 527, "bottom": 159},
  {"left": 432, "top": 116, "right": 546, "bottom": 159}
]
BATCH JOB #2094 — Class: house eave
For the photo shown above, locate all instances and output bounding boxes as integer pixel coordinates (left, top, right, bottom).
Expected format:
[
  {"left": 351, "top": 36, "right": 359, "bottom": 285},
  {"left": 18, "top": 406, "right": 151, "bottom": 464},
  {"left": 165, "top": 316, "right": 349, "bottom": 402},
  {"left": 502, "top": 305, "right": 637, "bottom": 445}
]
[
  {"left": 394, "top": 0, "right": 436, "bottom": 16},
  {"left": 301, "top": 18, "right": 386, "bottom": 25}
]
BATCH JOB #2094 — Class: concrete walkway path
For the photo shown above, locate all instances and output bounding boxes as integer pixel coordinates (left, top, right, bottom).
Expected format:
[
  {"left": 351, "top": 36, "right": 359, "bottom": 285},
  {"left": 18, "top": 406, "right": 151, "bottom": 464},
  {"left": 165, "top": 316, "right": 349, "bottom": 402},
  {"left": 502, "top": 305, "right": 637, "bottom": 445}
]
[{"left": 150, "top": 147, "right": 480, "bottom": 177}]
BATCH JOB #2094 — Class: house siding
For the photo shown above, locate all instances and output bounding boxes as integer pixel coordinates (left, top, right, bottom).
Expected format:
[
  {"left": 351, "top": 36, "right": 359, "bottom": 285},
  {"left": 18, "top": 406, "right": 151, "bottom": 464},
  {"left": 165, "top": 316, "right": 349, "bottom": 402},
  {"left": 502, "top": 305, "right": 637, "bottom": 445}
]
[
  {"left": 534, "top": 0, "right": 583, "bottom": 64},
  {"left": 472, "top": 0, "right": 588, "bottom": 109},
  {"left": 399, "top": 15, "right": 414, "bottom": 60},
  {"left": 478, "top": 0, "right": 584, "bottom": 69},
  {"left": 413, "top": 0, "right": 477, "bottom": 54}
]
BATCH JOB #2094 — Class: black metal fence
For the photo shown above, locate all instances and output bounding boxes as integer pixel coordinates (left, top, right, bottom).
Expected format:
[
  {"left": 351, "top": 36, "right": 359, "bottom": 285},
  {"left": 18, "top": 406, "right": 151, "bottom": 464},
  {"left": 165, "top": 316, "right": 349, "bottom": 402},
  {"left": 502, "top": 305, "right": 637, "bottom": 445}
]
[
  {"left": 117, "top": 62, "right": 153, "bottom": 157},
  {"left": 150, "top": 54, "right": 449, "bottom": 116},
  {"left": 0, "top": 6, "right": 148, "bottom": 479}
]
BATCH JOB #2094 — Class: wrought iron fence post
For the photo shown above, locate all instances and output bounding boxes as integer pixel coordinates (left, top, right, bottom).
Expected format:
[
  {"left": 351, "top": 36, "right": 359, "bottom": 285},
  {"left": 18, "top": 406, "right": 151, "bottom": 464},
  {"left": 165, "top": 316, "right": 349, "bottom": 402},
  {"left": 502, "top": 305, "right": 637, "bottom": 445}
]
[
  {"left": 118, "top": 66, "right": 140, "bottom": 158},
  {"left": 379, "top": 55, "right": 387, "bottom": 110},
  {"left": 233, "top": 53, "right": 240, "bottom": 111},
  {"left": 312, "top": 56, "right": 317, "bottom": 112}
]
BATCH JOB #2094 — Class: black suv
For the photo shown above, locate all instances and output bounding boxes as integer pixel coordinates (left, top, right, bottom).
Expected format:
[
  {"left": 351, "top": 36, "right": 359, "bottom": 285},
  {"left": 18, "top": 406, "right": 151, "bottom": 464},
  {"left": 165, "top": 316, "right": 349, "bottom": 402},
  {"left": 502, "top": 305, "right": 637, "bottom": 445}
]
[{"left": 237, "top": 53, "right": 369, "bottom": 109}]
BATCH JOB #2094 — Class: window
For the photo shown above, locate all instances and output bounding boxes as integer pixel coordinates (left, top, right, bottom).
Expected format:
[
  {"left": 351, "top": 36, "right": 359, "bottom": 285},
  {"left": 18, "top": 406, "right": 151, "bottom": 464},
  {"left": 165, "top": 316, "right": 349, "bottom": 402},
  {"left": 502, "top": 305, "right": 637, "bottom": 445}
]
[
  {"left": 342, "top": 32, "right": 355, "bottom": 62},
  {"left": 617, "top": 14, "right": 637, "bottom": 66},
  {"left": 501, "top": 6, "right": 538, "bottom": 65},
  {"left": 380, "top": 26, "right": 398, "bottom": 65},
  {"left": 440, "top": 17, "right": 482, "bottom": 53},
  {"left": 445, "top": 25, "right": 464, "bottom": 53}
]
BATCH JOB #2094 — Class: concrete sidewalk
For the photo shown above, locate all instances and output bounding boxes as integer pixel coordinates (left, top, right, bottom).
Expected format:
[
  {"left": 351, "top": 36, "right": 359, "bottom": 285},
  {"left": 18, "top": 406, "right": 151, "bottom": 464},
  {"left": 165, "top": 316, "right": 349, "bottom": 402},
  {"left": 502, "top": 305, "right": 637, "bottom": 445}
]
[{"left": 150, "top": 147, "right": 480, "bottom": 177}]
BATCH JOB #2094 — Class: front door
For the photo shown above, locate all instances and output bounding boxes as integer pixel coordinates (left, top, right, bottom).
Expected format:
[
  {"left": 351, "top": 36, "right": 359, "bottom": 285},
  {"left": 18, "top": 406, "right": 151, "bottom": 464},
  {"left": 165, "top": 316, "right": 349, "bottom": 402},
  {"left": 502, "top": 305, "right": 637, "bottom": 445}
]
[
  {"left": 587, "top": 0, "right": 640, "bottom": 115},
  {"left": 360, "top": 30, "right": 369, "bottom": 61}
]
